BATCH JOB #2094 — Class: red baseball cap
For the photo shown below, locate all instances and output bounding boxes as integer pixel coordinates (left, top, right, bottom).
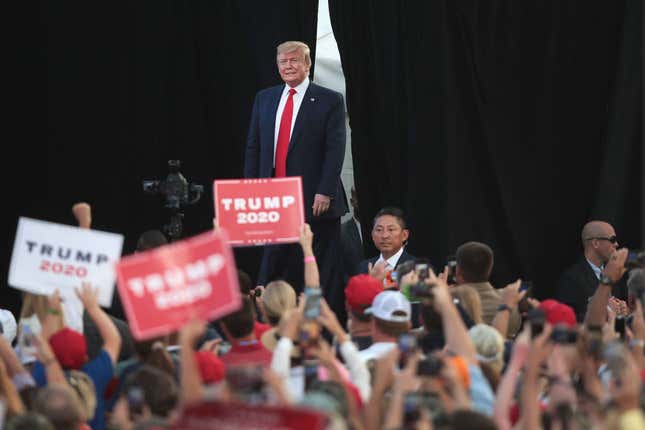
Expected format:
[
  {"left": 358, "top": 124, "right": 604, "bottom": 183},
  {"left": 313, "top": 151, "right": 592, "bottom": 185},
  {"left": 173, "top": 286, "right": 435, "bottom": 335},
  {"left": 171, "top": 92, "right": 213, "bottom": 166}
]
[
  {"left": 538, "top": 299, "right": 576, "bottom": 328},
  {"left": 195, "top": 350, "right": 225, "bottom": 384},
  {"left": 345, "top": 274, "right": 383, "bottom": 315},
  {"left": 49, "top": 328, "right": 87, "bottom": 370}
]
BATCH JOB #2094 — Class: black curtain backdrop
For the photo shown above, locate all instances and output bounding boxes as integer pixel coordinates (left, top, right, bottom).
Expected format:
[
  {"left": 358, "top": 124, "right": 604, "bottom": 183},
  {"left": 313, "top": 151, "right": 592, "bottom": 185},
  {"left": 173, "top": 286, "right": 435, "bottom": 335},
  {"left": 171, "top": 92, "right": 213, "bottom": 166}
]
[
  {"left": 5, "top": 1, "right": 318, "bottom": 315},
  {"left": 5, "top": 1, "right": 641, "bottom": 316},
  {"left": 329, "top": 0, "right": 642, "bottom": 298}
]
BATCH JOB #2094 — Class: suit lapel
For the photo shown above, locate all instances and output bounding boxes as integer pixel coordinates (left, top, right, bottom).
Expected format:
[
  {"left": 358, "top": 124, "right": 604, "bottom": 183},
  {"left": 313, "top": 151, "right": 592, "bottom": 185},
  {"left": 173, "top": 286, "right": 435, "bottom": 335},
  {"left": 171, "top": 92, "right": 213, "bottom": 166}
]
[
  {"left": 268, "top": 85, "right": 283, "bottom": 132},
  {"left": 288, "top": 83, "right": 316, "bottom": 154}
]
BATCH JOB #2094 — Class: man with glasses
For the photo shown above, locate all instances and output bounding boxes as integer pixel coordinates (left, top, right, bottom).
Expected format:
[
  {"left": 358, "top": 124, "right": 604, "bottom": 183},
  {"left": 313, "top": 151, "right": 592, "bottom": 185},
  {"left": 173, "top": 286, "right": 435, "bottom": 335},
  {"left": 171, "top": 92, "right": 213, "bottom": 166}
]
[{"left": 555, "top": 220, "right": 626, "bottom": 321}]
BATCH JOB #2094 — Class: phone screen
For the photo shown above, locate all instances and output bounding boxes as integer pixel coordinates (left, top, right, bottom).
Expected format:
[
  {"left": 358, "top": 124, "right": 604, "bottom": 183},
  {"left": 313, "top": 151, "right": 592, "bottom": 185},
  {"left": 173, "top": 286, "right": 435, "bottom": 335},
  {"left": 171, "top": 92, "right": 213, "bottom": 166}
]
[
  {"left": 304, "top": 288, "right": 322, "bottom": 320},
  {"left": 403, "top": 392, "right": 422, "bottom": 425}
]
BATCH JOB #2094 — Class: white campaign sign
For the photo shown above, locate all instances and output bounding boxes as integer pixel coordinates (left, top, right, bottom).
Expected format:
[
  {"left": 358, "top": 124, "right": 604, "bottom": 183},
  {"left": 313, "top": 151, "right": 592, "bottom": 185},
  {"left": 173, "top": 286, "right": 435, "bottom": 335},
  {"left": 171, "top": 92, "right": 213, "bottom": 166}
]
[{"left": 8, "top": 217, "right": 124, "bottom": 307}]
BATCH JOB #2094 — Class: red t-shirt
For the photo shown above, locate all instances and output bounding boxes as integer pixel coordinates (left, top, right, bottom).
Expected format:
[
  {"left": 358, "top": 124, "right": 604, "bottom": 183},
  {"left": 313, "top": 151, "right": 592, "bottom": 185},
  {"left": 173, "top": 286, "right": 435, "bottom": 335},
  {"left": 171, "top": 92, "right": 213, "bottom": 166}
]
[
  {"left": 254, "top": 321, "right": 272, "bottom": 340},
  {"left": 220, "top": 339, "right": 273, "bottom": 368}
]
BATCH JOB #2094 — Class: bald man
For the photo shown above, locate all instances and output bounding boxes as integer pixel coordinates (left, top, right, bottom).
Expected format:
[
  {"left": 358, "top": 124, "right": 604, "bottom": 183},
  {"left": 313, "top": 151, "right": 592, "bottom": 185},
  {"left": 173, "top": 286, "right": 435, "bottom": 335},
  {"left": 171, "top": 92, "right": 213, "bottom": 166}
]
[{"left": 555, "top": 221, "right": 625, "bottom": 322}]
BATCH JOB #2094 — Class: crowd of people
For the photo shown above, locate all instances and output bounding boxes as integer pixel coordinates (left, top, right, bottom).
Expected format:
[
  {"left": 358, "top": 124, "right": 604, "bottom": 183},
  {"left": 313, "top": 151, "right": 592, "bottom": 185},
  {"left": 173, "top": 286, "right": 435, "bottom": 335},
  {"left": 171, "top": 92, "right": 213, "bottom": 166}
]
[
  {"left": 0, "top": 199, "right": 644, "bottom": 430},
  {"left": 4, "top": 39, "right": 643, "bottom": 429}
]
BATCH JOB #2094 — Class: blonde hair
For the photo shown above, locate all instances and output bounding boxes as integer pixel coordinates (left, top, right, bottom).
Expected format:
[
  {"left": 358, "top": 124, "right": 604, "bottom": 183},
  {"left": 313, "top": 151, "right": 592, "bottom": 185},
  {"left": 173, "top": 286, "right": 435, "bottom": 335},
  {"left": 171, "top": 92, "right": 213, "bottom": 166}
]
[
  {"left": 468, "top": 324, "right": 504, "bottom": 373},
  {"left": 276, "top": 41, "right": 311, "bottom": 66},
  {"left": 262, "top": 281, "right": 297, "bottom": 326},
  {"left": 451, "top": 285, "right": 483, "bottom": 324},
  {"left": 19, "top": 292, "right": 64, "bottom": 332}
]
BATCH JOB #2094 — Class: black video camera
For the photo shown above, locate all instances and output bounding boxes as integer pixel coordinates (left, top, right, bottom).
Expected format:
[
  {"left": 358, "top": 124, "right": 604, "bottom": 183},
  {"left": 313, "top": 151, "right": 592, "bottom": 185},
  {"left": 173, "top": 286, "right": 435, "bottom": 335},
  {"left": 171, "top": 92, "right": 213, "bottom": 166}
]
[{"left": 142, "top": 160, "right": 204, "bottom": 241}]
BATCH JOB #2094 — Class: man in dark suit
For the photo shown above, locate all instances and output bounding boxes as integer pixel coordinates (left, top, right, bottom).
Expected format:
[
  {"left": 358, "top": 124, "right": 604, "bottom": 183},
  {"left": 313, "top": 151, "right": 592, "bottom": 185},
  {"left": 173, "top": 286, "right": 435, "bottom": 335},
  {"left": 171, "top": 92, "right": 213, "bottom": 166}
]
[
  {"left": 341, "top": 187, "right": 364, "bottom": 281},
  {"left": 555, "top": 220, "right": 626, "bottom": 322},
  {"left": 357, "top": 207, "right": 415, "bottom": 275},
  {"left": 244, "top": 41, "right": 348, "bottom": 316}
]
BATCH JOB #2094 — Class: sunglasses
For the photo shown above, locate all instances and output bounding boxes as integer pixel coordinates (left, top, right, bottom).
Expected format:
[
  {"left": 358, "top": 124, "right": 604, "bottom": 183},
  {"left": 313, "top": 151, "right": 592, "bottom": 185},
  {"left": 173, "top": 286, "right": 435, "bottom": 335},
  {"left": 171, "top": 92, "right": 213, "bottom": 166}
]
[{"left": 585, "top": 235, "right": 618, "bottom": 244}]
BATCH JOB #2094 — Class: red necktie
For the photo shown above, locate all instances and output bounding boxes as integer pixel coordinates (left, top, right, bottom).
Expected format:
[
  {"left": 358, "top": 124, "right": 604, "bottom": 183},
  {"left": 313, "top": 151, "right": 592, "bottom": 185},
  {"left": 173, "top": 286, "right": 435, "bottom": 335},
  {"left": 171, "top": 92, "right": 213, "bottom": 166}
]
[{"left": 275, "top": 88, "right": 296, "bottom": 177}]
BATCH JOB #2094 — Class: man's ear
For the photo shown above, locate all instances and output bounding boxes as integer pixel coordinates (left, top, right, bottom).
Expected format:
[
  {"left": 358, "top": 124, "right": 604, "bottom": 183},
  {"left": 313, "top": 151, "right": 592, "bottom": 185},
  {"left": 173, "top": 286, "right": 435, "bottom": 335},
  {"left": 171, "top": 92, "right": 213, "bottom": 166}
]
[{"left": 402, "top": 229, "right": 410, "bottom": 244}]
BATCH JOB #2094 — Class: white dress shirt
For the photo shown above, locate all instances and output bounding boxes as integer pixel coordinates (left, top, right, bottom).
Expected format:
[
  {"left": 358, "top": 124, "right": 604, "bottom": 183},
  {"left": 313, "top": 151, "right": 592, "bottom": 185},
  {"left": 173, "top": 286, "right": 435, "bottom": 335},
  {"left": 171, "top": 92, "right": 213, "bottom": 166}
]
[
  {"left": 273, "top": 77, "right": 310, "bottom": 167},
  {"left": 586, "top": 258, "right": 602, "bottom": 280},
  {"left": 375, "top": 246, "right": 405, "bottom": 270}
]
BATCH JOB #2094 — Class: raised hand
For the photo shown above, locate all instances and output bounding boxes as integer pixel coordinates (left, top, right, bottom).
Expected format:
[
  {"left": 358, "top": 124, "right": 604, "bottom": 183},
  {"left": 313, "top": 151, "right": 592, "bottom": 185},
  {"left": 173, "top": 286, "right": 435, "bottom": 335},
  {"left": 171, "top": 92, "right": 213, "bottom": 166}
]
[
  {"left": 72, "top": 202, "right": 92, "bottom": 229},
  {"left": 299, "top": 223, "right": 314, "bottom": 253},
  {"left": 75, "top": 282, "right": 99, "bottom": 311}
]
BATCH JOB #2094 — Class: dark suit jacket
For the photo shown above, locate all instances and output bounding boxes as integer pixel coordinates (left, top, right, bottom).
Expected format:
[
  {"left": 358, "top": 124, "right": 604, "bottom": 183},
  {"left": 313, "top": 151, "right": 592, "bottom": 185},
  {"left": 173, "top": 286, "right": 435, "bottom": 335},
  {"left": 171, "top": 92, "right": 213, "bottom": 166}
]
[
  {"left": 341, "top": 218, "right": 364, "bottom": 279},
  {"left": 554, "top": 257, "right": 600, "bottom": 322},
  {"left": 357, "top": 249, "right": 416, "bottom": 275},
  {"left": 244, "top": 82, "right": 348, "bottom": 221}
]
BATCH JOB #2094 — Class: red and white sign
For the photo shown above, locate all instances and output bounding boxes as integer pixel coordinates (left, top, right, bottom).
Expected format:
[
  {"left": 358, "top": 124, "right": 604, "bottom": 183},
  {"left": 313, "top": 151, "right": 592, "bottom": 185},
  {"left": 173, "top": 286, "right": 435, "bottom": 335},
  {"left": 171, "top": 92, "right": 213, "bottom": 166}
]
[
  {"left": 172, "top": 401, "right": 327, "bottom": 430},
  {"left": 8, "top": 217, "right": 124, "bottom": 307},
  {"left": 214, "top": 177, "right": 304, "bottom": 246},
  {"left": 116, "top": 231, "right": 240, "bottom": 340}
]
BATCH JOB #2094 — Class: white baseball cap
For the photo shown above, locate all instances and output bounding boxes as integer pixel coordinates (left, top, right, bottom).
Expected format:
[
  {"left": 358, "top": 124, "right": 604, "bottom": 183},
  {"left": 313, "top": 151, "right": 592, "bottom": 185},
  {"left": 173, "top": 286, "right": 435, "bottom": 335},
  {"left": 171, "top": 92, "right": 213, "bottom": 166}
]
[
  {"left": 0, "top": 309, "right": 17, "bottom": 344},
  {"left": 364, "top": 290, "right": 411, "bottom": 322}
]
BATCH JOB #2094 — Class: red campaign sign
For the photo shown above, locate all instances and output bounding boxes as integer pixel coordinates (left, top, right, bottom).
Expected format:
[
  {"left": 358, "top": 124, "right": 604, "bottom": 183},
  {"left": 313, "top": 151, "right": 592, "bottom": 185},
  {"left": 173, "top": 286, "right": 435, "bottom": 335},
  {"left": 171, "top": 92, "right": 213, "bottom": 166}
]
[
  {"left": 213, "top": 177, "right": 305, "bottom": 247},
  {"left": 116, "top": 231, "right": 241, "bottom": 340},
  {"left": 172, "top": 401, "right": 327, "bottom": 430}
]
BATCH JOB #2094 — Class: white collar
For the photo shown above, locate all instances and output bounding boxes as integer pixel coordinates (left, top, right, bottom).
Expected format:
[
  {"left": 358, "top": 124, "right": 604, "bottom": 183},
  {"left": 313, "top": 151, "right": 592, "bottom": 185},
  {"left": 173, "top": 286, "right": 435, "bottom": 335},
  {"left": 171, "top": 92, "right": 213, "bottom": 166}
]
[
  {"left": 586, "top": 258, "right": 603, "bottom": 280},
  {"left": 282, "top": 76, "right": 310, "bottom": 97},
  {"left": 377, "top": 246, "right": 405, "bottom": 269}
]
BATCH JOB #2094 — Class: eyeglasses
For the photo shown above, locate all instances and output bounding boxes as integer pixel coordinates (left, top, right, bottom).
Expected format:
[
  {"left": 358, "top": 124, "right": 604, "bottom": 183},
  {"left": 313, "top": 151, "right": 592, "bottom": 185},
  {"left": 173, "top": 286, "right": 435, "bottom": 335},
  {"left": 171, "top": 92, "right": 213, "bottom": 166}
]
[{"left": 584, "top": 235, "right": 618, "bottom": 244}]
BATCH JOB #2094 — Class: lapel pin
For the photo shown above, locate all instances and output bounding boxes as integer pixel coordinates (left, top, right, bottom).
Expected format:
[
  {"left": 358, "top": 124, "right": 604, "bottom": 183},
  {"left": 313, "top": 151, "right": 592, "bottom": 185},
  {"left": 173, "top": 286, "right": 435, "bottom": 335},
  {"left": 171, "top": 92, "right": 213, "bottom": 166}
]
[{"left": 310, "top": 97, "right": 316, "bottom": 102}]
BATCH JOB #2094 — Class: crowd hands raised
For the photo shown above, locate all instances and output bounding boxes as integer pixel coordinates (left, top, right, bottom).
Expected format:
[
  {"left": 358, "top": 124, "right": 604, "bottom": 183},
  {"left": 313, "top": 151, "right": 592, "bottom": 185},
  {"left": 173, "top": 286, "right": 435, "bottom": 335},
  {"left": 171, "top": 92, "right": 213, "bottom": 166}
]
[{"left": 1, "top": 204, "right": 645, "bottom": 430}]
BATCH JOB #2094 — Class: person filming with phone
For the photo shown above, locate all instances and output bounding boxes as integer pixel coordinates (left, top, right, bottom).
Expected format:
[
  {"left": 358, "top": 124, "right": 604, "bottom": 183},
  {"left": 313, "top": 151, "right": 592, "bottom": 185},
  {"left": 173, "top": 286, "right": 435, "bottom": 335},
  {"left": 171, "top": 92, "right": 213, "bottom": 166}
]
[{"left": 454, "top": 242, "right": 522, "bottom": 338}]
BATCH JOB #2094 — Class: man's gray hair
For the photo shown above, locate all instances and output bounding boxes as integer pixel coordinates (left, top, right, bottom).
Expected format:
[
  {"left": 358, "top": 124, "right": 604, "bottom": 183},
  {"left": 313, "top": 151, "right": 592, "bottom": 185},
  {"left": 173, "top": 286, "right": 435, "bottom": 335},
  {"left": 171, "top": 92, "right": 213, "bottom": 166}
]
[{"left": 276, "top": 41, "right": 311, "bottom": 66}]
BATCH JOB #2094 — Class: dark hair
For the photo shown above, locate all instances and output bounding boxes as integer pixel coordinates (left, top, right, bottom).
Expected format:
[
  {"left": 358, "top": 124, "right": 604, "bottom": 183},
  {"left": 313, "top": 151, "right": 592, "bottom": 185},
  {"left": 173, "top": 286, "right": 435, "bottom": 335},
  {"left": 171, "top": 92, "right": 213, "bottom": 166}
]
[
  {"left": 349, "top": 308, "right": 372, "bottom": 323},
  {"left": 220, "top": 298, "right": 255, "bottom": 339},
  {"left": 123, "top": 365, "right": 178, "bottom": 418},
  {"left": 133, "top": 337, "right": 175, "bottom": 376},
  {"left": 32, "top": 386, "right": 83, "bottom": 430},
  {"left": 449, "top": 409, "right": 497, "bottom": 430},
  {"left": 237, "top": 270, "right": 254, "bottom": 295},
  {"left": 136, "top": 230, "right": 168, "bottom": 252},
  {"left": 420, "top": 303, "right": 442, "bottom": 331},
  {"left": 372, "top": 206, "right": 407, "bottom": 230},
  {"left": 455, "top": 241, "right": 494, "bottom": 283},
  {"left": 374, "top": 316, "right": 410, "bottom": 338}
]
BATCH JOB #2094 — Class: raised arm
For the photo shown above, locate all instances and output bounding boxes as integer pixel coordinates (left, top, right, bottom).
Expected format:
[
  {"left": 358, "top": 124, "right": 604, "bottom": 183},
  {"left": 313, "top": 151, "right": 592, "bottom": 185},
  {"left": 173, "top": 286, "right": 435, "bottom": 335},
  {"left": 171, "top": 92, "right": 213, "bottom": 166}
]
[
  {"left": 299, "top": 224, "right": 320, "bottom": 288},
  {"left": 494, "top": 327, "right": 530, "bottom": 430},
  {"left": 520, "top": 324, "right": 553, "bottom": 430},
  {"left": 584, "top": 249, "right": 628, "bottom": 328},
  {"left": 72, "top": 202, "right": 92, "bottom": 229},
  {"left": 32, "top": 333, "right": 67, "bottom": 386},
  {"left": 179, "top": 319, "right": 207, "bottom": 405},
  {"left": 491, "top": 280, "right": 524, "bottom": 338},
  {"left": 430, "top": 271, "right": 477, "bottom": 364},
  {"left": 76, "top": 283, "right": 121, "bottom": 364}
]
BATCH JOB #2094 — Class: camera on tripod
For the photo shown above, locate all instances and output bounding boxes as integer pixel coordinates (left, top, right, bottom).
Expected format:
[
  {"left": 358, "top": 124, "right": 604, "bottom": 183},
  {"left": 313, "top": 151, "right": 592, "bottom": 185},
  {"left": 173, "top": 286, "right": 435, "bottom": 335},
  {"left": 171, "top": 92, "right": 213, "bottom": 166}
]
[{"left": 142, "top": 160, "right": 204, "bottom": 241}]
